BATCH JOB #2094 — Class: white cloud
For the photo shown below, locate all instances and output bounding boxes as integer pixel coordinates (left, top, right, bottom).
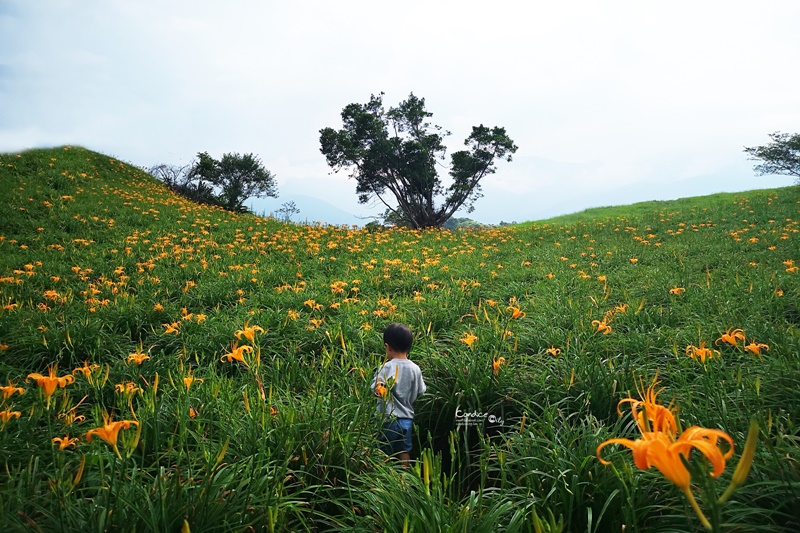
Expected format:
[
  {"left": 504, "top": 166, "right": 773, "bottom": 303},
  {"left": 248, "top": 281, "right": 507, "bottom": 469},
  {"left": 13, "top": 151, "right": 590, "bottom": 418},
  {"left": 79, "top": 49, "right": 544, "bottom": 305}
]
[{"left": 1, "top": 0, "right": 798, "bottom": 223}]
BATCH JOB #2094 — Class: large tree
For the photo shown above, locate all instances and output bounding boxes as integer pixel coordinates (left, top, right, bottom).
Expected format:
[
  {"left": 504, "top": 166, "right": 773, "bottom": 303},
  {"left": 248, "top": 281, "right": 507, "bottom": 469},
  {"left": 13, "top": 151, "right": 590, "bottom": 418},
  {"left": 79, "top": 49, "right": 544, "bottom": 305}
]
[
  {"left": 188, "top": 152, "right": 278, "bottom": 212},
  {"left": 319, "top": 92, "right": 517, "bottom": 228},
  {"left": 744, "top": 132, "right": 800, "bottom": 182}
]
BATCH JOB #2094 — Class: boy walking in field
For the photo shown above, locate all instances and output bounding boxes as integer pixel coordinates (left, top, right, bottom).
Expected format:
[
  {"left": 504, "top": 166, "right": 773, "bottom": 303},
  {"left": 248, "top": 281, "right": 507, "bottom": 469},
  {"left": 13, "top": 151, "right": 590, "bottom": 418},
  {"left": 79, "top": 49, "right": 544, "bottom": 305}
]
[{"left": 371, "top": 323, "right": 426, "bottom": 466}]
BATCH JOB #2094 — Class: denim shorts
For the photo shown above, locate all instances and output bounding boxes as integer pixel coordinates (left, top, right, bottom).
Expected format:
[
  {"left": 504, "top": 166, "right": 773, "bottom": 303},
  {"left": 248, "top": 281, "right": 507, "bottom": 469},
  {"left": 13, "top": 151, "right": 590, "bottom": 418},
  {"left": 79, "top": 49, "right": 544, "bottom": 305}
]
[{"left": 379, "top": 417, "right": 413, "bottom": 455}]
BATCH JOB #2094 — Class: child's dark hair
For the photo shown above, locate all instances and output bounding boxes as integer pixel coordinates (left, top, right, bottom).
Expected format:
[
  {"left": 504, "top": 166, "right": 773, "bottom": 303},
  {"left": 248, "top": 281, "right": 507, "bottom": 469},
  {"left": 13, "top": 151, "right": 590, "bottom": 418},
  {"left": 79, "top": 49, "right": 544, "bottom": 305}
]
[{"left": 384, "top": 323, "right": 413, "bottom": 353}]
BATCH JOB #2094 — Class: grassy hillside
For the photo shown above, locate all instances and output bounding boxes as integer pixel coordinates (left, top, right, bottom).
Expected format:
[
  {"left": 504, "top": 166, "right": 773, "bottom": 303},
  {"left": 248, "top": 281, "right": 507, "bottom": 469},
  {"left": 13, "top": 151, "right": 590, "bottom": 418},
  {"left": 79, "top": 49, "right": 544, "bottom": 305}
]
[
  {"left": 1, "top": 146, "right": 799, "bottom": 532},
  {"left": 534, "top": 192, "right": 776, "bottom": 226}
]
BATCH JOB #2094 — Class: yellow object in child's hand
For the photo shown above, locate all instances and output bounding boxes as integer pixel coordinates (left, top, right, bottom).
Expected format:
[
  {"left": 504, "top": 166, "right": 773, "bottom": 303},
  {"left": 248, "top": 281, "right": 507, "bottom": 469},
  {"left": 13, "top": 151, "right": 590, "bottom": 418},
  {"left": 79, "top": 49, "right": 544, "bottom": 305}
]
[{"left": 375, "top": 366, "right": 398, "bottom": 399}]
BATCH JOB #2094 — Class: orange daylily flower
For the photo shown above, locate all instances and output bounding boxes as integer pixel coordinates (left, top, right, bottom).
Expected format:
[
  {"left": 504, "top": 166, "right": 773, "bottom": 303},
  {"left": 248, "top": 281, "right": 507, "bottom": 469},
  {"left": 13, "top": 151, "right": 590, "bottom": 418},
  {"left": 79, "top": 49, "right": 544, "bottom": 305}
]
[
  {"left": 72, "top": 361, "right": 99, "bottom": 378},
  {"left": 616, "top": 376, "right": 679, "bottom": 436},
  {"left": 115, "top": 382, "right": 141, "bottom": 395},
  {"left": 183, "top": 369, "right": 204, "bottom": 390},
  {"left": 52, "top": 435, "right": 80, "bottom": 450},
  {"left": 669, "top": 286, "right": 686, "bottom": 295},
  {"left": 592, "top": 319, "right": 612, "bottom": 334},
  {"left": 597, "top": 425, "right": 734, "bottom": 531},
  {"left": 716, "top": 328, "right": 745, "bottom": 346},
  {"left": 303, "top": 299, "right": 323, "bottom": 311},
  {"left": 685, "top": 341, "right": 720, "bottom": 363},
  {"left": 0, "top": 408, "right": 22, "bottom": 428},
  {"left": 597, "top": 426, "right": 734, "bottom": 488},
  {"left": 492, "top": 356, "right": 506, "bottom": 375},
  {"left": 235, "top": 321, "right": 265, "bottom": 343},
  {"left": 72, "top": 361, "right": 107, "bottom": 387},
  {"left": 459, "top": 331, "right": 478, "bottom": 347},
  {"left": 545, "top": 346, "right": 562, "bottom": 357},
  {"left": 86, "top": 412, "right": 139, "bottom": 459},
  {"left": 27, "top": 366, "right": 75, "bottom": 408},
  {"left": 506, "top": 305, "right": 526, "bottom": 319},
  {"left": 59, "top": 410, "right": 86, "bottom": 426},
  {"left": 220, "top": 344, "right": 253, "bottom": 367},
  {"left": 375, "top": 381, "right": 388, "bottom": 400},
  {"left": 374, "top": 365, "right": 398, "bottom": 400},
  {"left": 597, "top": 377, "right": 735, "bottom": 529},
  {"left": 127, "top": 350, "right": 150, "bottom": 365},
  {"left": 744, "top": 340, "right": 769, "bottom": 356},
  {"left": 1, "top": 381, "right": 25, "bottom": 400}
]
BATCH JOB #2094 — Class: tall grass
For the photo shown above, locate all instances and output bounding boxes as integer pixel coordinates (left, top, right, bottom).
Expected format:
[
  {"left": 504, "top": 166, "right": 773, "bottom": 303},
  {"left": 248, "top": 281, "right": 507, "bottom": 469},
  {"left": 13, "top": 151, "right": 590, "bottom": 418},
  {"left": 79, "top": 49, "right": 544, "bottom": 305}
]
[{"left": 0, "top": 146, "right": 798, "bottom": 531}]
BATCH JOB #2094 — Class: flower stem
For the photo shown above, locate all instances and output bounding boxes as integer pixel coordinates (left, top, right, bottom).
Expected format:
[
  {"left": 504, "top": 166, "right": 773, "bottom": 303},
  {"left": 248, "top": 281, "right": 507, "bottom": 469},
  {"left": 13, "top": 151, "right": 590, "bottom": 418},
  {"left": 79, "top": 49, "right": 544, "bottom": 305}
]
[{"left": 682, "top": 486, "right": 712, "bottom": 530}]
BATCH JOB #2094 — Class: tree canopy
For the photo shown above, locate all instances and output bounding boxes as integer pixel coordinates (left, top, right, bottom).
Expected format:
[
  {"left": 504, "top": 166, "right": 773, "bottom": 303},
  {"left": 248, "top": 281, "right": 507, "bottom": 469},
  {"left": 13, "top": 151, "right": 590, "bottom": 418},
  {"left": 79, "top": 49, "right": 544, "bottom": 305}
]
[
  {"left": 744, "top": 132, "right": 800, "bottom": 182},
  {"left": 148, "top": 162, "right": 218, "bottom": 206},
  {"left": 188, "top": 152, "right": 278, "bottom": 212},
  {"left": 319, "top": 92, "right": 517, "bottom": 228}
]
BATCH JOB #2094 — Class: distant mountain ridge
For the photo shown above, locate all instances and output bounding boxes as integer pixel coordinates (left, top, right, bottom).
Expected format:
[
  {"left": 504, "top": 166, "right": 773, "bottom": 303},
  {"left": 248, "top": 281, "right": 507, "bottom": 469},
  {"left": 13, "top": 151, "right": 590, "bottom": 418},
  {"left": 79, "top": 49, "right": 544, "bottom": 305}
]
[{"left": 247, "top": 194, "right": 367, "bottom": 226}]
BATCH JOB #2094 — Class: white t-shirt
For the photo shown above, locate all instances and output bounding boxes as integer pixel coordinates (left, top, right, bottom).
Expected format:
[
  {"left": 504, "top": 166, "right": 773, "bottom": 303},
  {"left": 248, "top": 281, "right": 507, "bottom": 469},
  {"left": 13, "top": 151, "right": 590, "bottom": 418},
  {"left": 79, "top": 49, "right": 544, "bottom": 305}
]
[{"left": 371, "top": 358, "right": 426, "bottom": 419}]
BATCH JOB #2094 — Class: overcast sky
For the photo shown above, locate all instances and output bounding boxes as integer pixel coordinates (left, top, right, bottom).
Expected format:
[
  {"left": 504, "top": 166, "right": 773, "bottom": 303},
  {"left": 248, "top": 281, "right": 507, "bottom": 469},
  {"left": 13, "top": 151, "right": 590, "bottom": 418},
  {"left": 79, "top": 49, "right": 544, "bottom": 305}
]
[{"left": 1, "top": 0, "right": 798, "bottom": 224}]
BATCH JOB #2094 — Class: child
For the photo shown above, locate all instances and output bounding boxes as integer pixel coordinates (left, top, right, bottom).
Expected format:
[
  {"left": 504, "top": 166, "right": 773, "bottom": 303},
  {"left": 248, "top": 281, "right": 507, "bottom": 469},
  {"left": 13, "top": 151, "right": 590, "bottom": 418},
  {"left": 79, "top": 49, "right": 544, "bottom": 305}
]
[{"left": 371, "top": 323, "right": 426, "bottom": 466}]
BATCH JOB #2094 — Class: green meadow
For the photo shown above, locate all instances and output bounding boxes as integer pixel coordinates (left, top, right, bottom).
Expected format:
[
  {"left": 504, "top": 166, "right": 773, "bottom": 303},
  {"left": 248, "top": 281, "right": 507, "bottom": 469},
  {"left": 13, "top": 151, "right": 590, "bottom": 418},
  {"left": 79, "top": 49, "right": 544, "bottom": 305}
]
[{"left": 0, "top": 146, "right": 798, "bottom": 532}]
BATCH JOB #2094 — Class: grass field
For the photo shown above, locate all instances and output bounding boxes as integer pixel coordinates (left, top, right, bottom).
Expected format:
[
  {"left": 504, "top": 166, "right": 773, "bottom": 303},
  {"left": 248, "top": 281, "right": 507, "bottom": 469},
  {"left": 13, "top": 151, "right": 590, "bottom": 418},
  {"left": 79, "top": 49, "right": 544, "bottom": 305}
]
[{"left": 1, "top": 146, "right": 798, "bottom": 532}]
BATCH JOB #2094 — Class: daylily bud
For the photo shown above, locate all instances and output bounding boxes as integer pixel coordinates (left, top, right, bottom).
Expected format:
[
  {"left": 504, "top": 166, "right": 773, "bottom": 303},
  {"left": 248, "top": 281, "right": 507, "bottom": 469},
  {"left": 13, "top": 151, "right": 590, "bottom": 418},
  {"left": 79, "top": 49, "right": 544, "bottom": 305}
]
[
  {"left": 719, "top": 418, "right": 759, "bottom": 504},
  {"left": 73, "top": 454, "right": 86, "bottom": 486}
]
